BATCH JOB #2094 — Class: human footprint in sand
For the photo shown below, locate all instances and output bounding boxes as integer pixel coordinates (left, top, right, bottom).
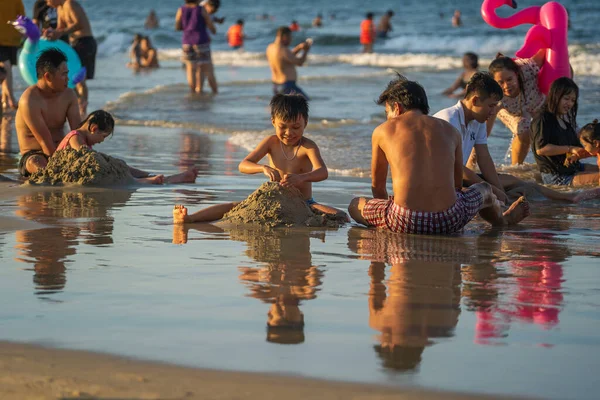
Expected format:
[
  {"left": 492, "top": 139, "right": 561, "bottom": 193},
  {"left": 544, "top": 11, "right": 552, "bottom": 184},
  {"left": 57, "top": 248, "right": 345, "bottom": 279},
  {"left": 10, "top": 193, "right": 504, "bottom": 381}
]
[
  {"left": 174, "top": 94, "right": 349, "bottom": 223},
  {"left": 56, "top": 110, "right": 199, "bottom": 185},
  {"left": 349, "top": 74, "right": 530, "bottom": 235}
]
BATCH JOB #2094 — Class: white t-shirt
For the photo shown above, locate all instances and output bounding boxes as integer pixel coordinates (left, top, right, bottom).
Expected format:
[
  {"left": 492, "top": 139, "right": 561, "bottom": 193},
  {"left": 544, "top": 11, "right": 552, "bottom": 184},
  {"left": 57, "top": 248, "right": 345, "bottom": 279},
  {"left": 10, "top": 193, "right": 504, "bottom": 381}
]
[{"left": 434, "top": 101, "right": 487, "bottom": 166}]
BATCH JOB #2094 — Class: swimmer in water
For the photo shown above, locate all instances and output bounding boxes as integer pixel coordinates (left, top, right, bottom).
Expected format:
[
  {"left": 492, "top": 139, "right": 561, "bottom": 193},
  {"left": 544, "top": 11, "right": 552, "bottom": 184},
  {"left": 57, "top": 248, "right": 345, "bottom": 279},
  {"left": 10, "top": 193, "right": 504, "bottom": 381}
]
[{"left": 442, "top": 52, "right": 479, "bottom": 98}]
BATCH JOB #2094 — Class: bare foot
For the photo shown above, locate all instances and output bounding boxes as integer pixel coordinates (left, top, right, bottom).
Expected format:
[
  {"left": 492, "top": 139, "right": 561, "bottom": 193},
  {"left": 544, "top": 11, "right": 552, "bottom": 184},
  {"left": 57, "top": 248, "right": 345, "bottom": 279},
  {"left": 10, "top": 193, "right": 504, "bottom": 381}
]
[
  {"left": 165, "top": 167, "right": 199, "bottom": 184},
  {"left": 172, "top": 224, "right": 189, "bottom": 244},
  {"left": 502, "top": 196, "right": 530, "bottom": 225},
  {"left": 573, "top": 188, "right": 600, "bottom": 203},
  {"left": 136, "top": 174, "right": 165, "bottom": 185},
  {"left": 173, "top": 204, "right": 190, "bottom": 224}
]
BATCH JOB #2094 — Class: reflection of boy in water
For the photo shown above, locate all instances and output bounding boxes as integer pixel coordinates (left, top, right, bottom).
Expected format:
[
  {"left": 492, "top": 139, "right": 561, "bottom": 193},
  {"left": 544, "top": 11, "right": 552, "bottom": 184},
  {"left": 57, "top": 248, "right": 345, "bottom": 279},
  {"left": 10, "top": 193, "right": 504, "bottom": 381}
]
[{"left": 173, "top": 94, "right": 348, "bottom": 223}]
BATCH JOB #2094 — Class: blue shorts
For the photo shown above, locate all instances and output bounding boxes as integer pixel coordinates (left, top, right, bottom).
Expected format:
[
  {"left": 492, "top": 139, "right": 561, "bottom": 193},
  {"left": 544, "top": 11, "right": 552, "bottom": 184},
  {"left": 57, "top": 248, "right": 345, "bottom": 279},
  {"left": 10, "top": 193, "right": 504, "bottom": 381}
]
[
  {"left": 273, "top": 81, "right": 309, "bottom": 100},
  {"left": 306, "top": 198, "right": 317, "bottom": 206},
  {"left": 540, "top": 164, "right": 585, "bottom": 186}
]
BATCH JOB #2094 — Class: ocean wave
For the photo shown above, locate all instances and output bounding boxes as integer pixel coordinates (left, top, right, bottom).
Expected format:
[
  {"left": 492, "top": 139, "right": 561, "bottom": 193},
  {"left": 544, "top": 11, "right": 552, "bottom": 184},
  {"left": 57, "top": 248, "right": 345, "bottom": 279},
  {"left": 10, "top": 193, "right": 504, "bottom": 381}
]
[{"left": 381, "top": 34, "right": 525, "bottom": 56}]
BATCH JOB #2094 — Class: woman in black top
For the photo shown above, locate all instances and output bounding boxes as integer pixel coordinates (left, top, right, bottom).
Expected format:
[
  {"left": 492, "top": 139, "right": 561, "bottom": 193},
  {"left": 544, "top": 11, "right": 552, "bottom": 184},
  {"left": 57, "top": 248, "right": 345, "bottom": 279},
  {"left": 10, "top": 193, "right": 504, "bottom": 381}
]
[{"left": 531, "top": 77, "right": 596, "bottom": 186}]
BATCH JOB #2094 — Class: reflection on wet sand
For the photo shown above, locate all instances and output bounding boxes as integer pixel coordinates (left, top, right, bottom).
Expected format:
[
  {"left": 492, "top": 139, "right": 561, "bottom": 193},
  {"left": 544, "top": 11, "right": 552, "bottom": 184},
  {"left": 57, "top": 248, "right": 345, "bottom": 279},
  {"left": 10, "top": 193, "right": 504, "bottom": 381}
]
[
  {"left": 348, "top": 228, "right": 471, "bottom": 371},
  {"left": 13, "top": 189, "right": 133, "bottom": 297},
  {"left": 173, "top": 224, "right": 327, "bottom": 344},
  {"left": 178, "top": 132, "right": 212, "bottom": 175}
]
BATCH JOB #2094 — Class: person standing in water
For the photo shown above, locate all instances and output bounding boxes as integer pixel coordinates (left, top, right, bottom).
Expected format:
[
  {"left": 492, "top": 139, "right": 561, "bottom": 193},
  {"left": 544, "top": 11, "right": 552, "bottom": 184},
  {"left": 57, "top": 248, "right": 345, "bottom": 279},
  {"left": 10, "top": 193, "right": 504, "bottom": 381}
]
[
  {"left": 442, "top": 52, "right": 479, "bottom": 98},
  {"left": 45, "top": 0, "right": 97, "bottom": 118},
  {"left": 0, "top": 0, "right": 25, "bottom": 111},
  {"left": 488, "top": 51, "right": 546, "bottom": 165},
  {"left": 176, "top": 0, "right": 217, "bottom": 94},
  {"left": 376, "top": 10, "right": 394, "bottom": 39},
  {"left": 227, "top": 19, "right": 245, "bottom": 50},
  {"left": 266, "top": 27, "right": 312, "bottom": 100},
  {"left": 360, "top": 13, "right": 375, "bottom": 53}
]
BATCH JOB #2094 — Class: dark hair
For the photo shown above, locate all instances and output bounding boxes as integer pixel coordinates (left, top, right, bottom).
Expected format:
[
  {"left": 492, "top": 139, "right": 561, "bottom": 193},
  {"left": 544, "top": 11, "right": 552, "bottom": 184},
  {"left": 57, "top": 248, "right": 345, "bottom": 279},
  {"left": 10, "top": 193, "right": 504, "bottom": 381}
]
[
  {"left": 464, "top": 72, "right": 503, "bottom": 101},
  {"left": 277, "top": 26, "right": 291, "bottom": 37},
  {"left": 291, "top": 20, "right": 298, "bottom": 24},
  {"left": 184, "top": 0, "right": 197, "bottom": 3},
  {"left": 270, "top": 94, "right": 309, "bottom": 123},
  {"left": 207, "top": 0, "right": 220, "bottom": 12},
  {"left": 580, "top": 119, "right": 600, "bottom": 143},
  {"left": 376, "top": 73, "right": 430, "bottom": 115},
  {"left": 366, "top": 12, "right": 374, "bottom": 19},
  {"left": 35, "top": 48, "right": 67, "bottom": 79},
  {"left": 544, "top": 77, "right": 578, "bottom": 128},
  {"left": 488, "top": 53, "right": 524, "bottom": 93},
  {"left": 386, "top": 10, "right": 395, "bottom": 17},
  {"left": 464, "top": 52, "right": 479, "bottom": 69},
  {"left": 78, "top": 110, "right": 115, "bottom": 136},
  {"left": 237, "top": 19, "right": 244, "bottom": 25}
]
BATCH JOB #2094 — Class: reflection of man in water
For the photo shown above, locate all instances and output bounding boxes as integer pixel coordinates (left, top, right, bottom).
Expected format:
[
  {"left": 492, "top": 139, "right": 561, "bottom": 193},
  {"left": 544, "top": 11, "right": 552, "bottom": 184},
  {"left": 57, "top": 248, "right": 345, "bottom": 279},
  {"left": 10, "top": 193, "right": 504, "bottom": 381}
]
[
  {"left": 348, "top": 228, "right": 464, "bottom": 371},
  {"left": 14, "top": 189, "right": 133, "bottom": 296}
]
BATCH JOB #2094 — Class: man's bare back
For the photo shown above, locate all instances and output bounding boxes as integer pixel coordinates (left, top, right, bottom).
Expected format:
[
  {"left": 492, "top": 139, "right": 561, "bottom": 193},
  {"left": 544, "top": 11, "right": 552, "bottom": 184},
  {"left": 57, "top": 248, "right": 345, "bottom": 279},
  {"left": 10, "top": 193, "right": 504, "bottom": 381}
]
[
  {"left": 266, "top": 42, "right": 298, "bottom": 84},
  {"left": 373, "top": 110, "right": 462, "bottom": 212},
  {"left": 16, "top": 85, "right": 79, "bottom": 155}
]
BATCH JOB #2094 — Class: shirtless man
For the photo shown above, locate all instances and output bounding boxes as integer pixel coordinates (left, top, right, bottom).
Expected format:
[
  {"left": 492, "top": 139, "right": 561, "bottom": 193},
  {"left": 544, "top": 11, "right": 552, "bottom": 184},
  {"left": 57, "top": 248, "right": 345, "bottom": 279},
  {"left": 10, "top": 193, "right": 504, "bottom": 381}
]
[
  {"left": 16, "top": 48, "right": 80, "bottom": 177},
  {"left": 348, "top": 74, "right": 529, "bottom": 235},
  {"left": 266, "top": 27, "right": 311, "bottom": 100},
  {"left": 45, "top": 0, "right": 97, "bottom": 117},
  {"left": 376, "top": 10, "right": 394, "bottom": 39}
]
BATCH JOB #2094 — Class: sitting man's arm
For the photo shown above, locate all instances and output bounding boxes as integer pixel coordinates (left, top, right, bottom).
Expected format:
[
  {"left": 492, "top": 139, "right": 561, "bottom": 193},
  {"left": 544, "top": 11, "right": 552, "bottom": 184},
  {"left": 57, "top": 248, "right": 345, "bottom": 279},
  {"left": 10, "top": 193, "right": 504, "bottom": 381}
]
[
  {"left": 280, "top": 141, "right": 327, "bottom": 188},
  {"left": 474, "top": 143, "right": 508, "bottom": 203},
  {"left": 371, "top": 127, "right": 389, "bottom": 199},
  {"left": 239, "top": 136, "right": 280, "bottom": 181},
  {"left": 66, "top": 90, "right": 82, "bottom": 130},
  {"left": 21, "top": 96, "right": 57, "bottom": 156},
  {"left": 454, "top": 133, "right": 464, "bottom": 190}
]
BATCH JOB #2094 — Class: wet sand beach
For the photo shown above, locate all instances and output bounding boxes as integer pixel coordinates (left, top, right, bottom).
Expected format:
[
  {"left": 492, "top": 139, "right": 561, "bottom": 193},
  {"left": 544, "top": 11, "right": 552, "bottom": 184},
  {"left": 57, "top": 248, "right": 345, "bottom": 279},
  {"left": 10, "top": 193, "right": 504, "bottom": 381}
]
[{"left": 1, "top": 0, "right": 600, "bottom": 398}]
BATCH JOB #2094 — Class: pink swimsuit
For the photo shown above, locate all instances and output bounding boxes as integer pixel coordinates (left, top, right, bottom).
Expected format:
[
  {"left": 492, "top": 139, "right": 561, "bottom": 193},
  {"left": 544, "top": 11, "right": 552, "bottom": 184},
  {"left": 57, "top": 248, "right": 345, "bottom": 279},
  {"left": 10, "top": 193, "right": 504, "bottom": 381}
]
[{"left": 56, "top": 130, "right": 93, "bottom": 151}]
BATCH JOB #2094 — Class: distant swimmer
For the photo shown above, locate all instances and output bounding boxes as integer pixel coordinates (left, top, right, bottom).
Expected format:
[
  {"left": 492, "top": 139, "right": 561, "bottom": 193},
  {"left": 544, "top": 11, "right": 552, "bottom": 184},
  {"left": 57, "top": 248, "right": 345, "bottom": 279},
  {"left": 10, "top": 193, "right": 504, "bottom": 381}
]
[
  {"left": 227, "top": 19, "right": 245, "bottom": 49},
  {"left": 312, "top": 14, "right": 323, "bottom": 28},
  {"left": 266, "top": 27, "right": 312, "bottom": 100},
  {"left": 452, "top": 10, "right": 462, "bottom": 27},
  {"left": 289, "top": 20, "right": 301, "bottom": 32},
  {"left": 442, "top": 52, "right": 479, "bottom": 98},
  {"left": 376, "top": 10, "right": 394, "bottom": 39},
  {"left": 144, "top": 9, "right": 159, "bottom": 29},
  {"left": 360, "top": 12, "right": 375, "bottom": 53}
]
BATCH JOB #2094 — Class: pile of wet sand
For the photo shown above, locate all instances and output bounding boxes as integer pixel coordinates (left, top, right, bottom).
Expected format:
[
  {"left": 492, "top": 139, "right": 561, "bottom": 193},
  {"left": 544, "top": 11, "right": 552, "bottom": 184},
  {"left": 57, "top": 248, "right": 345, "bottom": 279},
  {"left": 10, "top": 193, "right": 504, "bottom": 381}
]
[
  {"left": 28, "top": 148, "right": 135, "bottom": 186},
  {"left": 219, "top": 182, "right": 345, "bottom": 228}
]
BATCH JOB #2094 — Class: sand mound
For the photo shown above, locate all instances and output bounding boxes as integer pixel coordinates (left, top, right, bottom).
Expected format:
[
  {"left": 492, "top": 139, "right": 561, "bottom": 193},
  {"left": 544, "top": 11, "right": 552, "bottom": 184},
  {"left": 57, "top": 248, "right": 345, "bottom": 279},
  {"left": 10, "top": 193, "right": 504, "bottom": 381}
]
[
  {"left": 28, "top": 148, "right": 135, "bottom": 186},
  {"left": 219, "top": 182, "right": 345, "bottom": 228}
]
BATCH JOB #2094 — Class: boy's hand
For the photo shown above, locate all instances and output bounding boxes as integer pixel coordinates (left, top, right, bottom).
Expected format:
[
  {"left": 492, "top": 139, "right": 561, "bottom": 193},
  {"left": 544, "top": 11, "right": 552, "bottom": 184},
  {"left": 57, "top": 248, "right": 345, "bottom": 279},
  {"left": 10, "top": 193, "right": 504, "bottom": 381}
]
[
  {"left": 280, "top": 173, "right": 304, "bottom": 188},
  {"left": 262, "top": 165, "right": 281, "bottom": 182}
]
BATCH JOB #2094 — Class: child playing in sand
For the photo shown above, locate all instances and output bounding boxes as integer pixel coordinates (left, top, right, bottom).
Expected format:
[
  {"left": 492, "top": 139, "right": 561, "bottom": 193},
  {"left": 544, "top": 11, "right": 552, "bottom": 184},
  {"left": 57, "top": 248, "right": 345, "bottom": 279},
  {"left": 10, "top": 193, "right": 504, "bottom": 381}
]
[
  {"left": 57, "top": 110, "right": 198, "bottom": 185},
  {"left": 574, "top": 119, "right": 600, "bottom": 185},
  {"left": 173, "top": 94, "right": 349, "bottom": 223}
]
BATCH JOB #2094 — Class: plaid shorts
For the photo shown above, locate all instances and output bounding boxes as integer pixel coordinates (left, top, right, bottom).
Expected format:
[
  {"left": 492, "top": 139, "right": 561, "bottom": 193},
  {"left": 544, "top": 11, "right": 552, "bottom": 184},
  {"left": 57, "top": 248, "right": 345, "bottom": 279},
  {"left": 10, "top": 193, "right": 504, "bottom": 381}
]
[{"left": 362, "top": 187, "right": 484, "bottom": 235}]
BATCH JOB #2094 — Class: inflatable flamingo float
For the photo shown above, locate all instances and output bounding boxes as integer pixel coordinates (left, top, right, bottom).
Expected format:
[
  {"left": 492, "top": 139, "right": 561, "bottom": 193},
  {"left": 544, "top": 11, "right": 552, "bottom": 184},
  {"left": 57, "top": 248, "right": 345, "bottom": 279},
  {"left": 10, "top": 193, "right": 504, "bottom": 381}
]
[{"left": 481, "top": 0, "right": 571, "bottom": 94}]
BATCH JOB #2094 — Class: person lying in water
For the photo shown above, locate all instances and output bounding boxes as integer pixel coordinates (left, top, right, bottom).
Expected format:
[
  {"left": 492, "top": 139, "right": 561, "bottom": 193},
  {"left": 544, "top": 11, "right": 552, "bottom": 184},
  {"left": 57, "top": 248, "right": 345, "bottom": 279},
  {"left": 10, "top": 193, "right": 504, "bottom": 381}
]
[
  {"left": 174, "top": 94, "right": 349, "bottom": 223},
  {"left": 56, "top": 110, "right": 198, "bottom": 184}
]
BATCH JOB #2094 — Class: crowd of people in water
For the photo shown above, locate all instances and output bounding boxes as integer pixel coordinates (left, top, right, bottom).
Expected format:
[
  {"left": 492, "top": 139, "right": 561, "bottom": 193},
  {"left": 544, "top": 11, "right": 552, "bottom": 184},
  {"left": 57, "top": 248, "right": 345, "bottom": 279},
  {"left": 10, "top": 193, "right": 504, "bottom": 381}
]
[{"left": 1, "top": 0, "right": 600, "bottom": 236}]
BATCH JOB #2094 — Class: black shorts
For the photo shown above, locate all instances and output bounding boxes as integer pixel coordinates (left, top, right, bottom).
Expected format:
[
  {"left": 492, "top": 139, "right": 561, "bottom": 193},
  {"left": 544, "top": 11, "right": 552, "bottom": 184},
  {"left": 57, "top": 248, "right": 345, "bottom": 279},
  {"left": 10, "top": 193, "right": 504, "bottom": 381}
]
[
  {"left": 0, "top": 46, "right": 18, "bottom": 66},
  {"left": 18, "top": 150, "right": 48, "bottom": 177},
  {"left": 72, "top": 36, "right": 97, "bottom": 80}
]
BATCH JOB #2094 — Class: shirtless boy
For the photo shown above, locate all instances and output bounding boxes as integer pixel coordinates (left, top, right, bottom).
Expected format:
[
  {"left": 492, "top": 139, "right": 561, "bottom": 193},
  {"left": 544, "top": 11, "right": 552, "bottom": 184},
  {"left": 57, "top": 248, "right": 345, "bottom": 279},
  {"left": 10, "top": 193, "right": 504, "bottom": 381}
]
[
  {"left": 174, "top": 94, "right": 348, "bottom": 223},
  {"left": 434, "top": 72, "right": 599, "bottom": 204},
  {"left": 266, "top": 27, "right": 311, "bottom": 100},
  {"left": 348, "top": 74, "right": 529, "bottom": 235},
  {"left": 45, "top": 0, "right": 97, "bottom": 117},
  {"left": 16, "top": 48, "right": 80, "bottom": 177}
]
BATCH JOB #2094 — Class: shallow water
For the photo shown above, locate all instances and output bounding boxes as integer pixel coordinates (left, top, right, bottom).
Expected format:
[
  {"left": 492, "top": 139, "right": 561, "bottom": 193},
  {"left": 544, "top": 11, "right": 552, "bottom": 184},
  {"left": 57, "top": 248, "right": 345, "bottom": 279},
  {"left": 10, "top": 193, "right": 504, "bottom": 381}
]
[{"left": 1, "top": 1, "right": 600, "bottom": 398}]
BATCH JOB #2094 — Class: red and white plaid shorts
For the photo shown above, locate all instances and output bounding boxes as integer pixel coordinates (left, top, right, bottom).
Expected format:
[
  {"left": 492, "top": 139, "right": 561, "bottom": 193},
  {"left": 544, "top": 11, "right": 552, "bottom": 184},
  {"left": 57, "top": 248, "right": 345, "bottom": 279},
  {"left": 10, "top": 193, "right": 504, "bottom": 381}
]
[{"left": 362, "top": 187, "right": 484, "bottom": 235}]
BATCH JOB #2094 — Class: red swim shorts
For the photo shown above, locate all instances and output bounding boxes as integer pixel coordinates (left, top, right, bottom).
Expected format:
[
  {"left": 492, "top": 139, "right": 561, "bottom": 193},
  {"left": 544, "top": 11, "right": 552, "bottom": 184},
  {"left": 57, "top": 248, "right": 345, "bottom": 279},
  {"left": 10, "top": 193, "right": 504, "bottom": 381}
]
[{"left": 362, "top": 187, "right": 484, "bottom": 235}]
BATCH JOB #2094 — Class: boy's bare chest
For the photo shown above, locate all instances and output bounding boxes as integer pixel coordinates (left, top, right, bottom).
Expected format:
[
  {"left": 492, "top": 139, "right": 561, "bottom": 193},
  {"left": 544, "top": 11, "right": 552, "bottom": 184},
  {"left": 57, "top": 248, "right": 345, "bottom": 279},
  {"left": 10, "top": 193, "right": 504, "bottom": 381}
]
[{"left": 268, "top": 151, "right": 312, "bottom": 174}]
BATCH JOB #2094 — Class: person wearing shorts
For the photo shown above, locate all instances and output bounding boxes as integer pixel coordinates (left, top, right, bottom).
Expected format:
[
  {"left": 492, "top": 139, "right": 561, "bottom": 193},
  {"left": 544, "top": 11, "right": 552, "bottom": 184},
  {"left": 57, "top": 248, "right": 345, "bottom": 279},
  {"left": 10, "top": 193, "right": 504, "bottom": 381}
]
[
  {"left": 176, "top": 0, "right": 218, "bottom": 94},
  {"left": 0, "top": 0, "right": 25, "bottom": 110},
  {"left": 348, "top": 75, "right": 530, "bottom": 234},
  {"left": 272, "top": 81, "right": 309, "bottom": 100}
]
